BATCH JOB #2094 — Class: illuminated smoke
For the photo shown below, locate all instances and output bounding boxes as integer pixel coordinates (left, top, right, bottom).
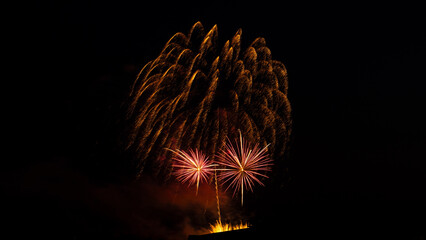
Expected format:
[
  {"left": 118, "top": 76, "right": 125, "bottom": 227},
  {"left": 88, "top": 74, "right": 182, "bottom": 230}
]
[{"left": 125, "top": 22, "right": 291, "bottom": 177}]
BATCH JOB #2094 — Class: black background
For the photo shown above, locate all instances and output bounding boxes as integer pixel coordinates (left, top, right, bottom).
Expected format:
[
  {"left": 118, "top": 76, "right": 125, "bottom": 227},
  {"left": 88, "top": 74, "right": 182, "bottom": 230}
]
[{"left": 6, "top": 1, "right": 426, "bottom": 239}]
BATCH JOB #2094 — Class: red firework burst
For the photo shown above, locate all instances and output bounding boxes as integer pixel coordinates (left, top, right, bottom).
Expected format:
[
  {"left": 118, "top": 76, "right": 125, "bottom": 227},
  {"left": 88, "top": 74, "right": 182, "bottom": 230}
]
[
  {"left": 170, "top": 148, "right": 216, "bottom": 195},
  {"left": 216, "top": 132, "right": 273, "bottom": 205}
]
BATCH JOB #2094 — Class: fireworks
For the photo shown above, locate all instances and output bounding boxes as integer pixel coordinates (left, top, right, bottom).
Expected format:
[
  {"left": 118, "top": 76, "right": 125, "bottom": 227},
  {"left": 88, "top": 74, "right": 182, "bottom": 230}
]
[
  {"left": 124, "top": 22, "right": 291, "bottom": 178},
  {"left": 209, "top": 220, "right": 249, "bottom": 233},
  {"left": 169, "top": 148, "right": 216, "bottom": 195},
  {"left": 121, "top": 21, "right": 291, "bottom": 236},
  {"left": 216, "top": 131, "right": 273, "bottom": 205},
  {"left": 169, "top": 130, "right": 272, "bottom": 204},
  {"left": 169, "top": 130, "right": 272, "bottom": 205}
]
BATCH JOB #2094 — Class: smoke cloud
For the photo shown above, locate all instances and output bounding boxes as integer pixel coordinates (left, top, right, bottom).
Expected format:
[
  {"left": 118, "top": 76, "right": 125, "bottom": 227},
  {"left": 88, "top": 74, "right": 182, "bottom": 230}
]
[{"left": 6, "top": 157, "right": 243, "bottom": 240}]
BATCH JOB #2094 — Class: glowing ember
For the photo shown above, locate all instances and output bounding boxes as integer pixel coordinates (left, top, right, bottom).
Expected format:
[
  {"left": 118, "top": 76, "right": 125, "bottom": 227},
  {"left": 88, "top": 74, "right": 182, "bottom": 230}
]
[
  {"left": 209, "top": 220, "right": 249, "bottom": 233},
  {"left": 169, "top": 148, "right": 216, "bottom": 195},
  {"left": 216, "top": 131, "right": 273, "bottom": 205}
]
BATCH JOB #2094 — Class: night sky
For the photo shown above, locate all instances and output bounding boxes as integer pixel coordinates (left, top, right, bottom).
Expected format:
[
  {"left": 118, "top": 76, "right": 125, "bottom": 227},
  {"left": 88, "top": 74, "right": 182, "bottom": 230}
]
[{"left": 6, "top": 1, "right": 426, "bottom": 239}]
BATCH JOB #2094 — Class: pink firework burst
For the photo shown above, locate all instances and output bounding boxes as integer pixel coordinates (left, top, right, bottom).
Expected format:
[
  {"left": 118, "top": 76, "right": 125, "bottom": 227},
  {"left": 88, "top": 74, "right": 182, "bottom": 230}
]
[
  {"left": 216, "top": 132, "right": 273, "bottom": 205},
  {"left": 169, "top": 148, "right": 216, "bottom": 195}
]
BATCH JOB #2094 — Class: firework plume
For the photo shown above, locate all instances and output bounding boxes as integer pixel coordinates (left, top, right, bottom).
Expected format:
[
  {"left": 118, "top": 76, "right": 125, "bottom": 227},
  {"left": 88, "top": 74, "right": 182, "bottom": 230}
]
[
  {"left": 125, "top": 22, "right": 291, "bottom": 177},
  {"left": 169, "top": 148, "right": 216, "bottom": 195},
  {"left": 216, "top": 131, "right": 273, "bottom": 205}
]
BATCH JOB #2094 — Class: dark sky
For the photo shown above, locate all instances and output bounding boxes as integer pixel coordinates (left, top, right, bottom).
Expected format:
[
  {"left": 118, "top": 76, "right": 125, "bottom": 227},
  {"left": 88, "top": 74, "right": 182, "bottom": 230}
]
[{"left": 6, "top": 1, "right": 426, "bottom": 239}]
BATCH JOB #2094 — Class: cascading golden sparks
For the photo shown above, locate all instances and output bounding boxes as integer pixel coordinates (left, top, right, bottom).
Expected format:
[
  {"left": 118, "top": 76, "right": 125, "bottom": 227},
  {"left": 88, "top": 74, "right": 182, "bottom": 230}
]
[{"left": 124, "top": 21, "right": 291, "bottom": 178}]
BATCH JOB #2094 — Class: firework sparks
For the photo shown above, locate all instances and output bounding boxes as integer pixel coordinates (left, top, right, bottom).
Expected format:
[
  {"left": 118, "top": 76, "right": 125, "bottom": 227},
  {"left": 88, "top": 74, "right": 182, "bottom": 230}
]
[
  {"left": 209, "top": 220, "right": 249, "bottom": 233},
  {"left": 216, "top": 131, "right": 273, "bottom": 205},
  {"left": 169, "top": 148, "right": 216, "bottom": 195},
  {"left": 124, "top": 22, "right": 291, "bottom": 178}
]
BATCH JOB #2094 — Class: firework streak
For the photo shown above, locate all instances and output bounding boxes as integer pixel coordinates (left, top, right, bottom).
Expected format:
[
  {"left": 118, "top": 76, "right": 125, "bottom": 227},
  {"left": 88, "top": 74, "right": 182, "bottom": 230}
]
[{"left": 125, "top": 22, "right": 291, "bottom": 177}]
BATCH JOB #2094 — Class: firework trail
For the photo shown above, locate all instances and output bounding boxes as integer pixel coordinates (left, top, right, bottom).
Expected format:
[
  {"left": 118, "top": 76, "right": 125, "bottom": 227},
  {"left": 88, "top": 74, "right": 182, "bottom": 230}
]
[
  {"left": 169, "top": 148, "right": 216, "bottom": 195},
  {"left": 216, "top": 131, "right": 273, "bottom": 205},
  {"left": 214, "top": 169, "right": 222, "bottom": 224},
  {"left": 125, "top": 22, "right": 291, "bottom": 177}
]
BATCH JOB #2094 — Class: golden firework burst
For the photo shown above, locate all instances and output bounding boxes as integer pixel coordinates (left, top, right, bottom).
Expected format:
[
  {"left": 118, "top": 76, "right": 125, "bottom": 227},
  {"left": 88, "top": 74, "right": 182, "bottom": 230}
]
[{"left": 125, "top": 22, "right": 291, "bottom": 177}]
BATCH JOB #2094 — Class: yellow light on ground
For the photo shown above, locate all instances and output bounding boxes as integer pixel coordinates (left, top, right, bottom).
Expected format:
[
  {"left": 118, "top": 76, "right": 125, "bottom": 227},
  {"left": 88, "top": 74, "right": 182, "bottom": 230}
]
[{"left": 209, "top": 220, "right": 249, "bottom": 233}]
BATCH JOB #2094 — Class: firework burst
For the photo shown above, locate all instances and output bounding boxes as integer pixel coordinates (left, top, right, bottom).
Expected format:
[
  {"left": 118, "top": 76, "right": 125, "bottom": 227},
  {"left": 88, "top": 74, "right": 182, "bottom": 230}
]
[
  {"left": 124, "top": 22, "right": 291, "bottom": 178},
  {"left": 169, "top": 148, "right": 216, "bottom": 195},
  {"left": 216, "top": 131, "right": 273, "bottom": 205}
]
